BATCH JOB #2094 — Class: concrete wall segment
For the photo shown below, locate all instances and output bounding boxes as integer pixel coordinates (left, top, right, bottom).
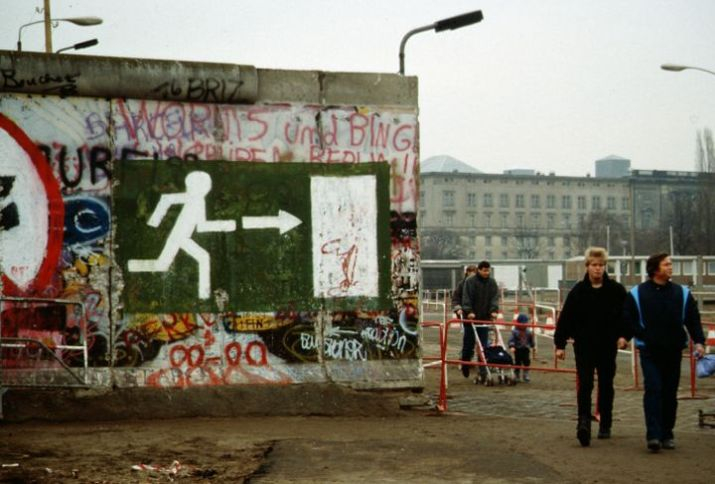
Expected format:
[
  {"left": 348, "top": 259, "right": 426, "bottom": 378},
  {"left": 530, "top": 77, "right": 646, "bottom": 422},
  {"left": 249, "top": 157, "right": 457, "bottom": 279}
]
[
  {"left": 0, "top": 51, "right": 421, "bottom": 395},
  {"left": 0, "top": 50, "right": 258, "bottom": 103}
]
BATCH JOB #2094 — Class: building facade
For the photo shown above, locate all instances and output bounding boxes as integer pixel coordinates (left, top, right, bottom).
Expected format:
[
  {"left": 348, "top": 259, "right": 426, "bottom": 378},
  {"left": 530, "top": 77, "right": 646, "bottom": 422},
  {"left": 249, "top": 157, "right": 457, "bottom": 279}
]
[{"left": 419, "top": 155, "right": 709, "bottom": 261}]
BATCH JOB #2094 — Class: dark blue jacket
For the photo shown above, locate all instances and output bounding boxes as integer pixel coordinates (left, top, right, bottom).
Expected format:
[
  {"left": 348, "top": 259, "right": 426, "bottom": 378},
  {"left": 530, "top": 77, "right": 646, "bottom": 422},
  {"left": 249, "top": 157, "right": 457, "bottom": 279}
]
[{"left": 622, "top": 279, "right": 705, "bottom": 352}]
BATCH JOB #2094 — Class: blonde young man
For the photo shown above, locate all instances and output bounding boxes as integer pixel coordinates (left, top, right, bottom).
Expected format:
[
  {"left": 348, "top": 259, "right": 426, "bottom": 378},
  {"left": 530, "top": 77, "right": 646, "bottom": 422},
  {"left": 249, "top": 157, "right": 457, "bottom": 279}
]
[{"left": 555, "top": 247, "right": 626, "bottom": 447}]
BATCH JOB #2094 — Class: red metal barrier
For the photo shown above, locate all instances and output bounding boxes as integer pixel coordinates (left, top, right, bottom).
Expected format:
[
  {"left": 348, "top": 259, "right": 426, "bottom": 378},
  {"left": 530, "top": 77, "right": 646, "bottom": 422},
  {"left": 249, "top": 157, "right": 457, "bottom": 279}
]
[{"left": 435, "top": 317, "right": 577, "bottom": 412}]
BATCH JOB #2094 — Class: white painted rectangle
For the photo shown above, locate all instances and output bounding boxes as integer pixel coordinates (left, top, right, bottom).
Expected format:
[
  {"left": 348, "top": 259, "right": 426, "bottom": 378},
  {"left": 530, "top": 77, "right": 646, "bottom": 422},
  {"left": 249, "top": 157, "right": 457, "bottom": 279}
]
[{"left": 311, "top": 175, "right": 378, "bottom": 298}]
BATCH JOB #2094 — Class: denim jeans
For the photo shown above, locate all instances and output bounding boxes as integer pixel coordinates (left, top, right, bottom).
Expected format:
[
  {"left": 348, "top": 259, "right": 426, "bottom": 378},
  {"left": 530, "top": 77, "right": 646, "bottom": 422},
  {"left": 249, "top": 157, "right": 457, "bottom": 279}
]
[{"left": 639, "top": 348, "right": 682, "bottom": 441}]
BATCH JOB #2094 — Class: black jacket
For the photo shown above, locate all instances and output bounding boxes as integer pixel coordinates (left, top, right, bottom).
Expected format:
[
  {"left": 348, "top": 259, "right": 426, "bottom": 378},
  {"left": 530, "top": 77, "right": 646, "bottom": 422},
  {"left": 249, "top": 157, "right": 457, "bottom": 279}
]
[
  {"left": 622, "top": 279, "right": 705, "bottom": 353},
  {"left": 554, "top": 273, "right": 626, "bottom": 353},
  {"left": 451, "top": 277, "right": 468, "bottom": 314},
  {"left": 461, "top": 274, "right": 499, "bottom": 320}
]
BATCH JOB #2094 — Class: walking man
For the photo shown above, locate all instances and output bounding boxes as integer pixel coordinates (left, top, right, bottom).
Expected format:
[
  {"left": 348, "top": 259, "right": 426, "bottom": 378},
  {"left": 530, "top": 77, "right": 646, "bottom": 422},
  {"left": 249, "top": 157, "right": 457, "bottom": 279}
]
[
  {"left": 555, "top": 247, "right": 626, "bottom": 446},
  {"left": 620, "top": 253, "right": 706, "bottom": 452},
  {"left": 461, "top": 260, "right": 499, "bottom": 382}
]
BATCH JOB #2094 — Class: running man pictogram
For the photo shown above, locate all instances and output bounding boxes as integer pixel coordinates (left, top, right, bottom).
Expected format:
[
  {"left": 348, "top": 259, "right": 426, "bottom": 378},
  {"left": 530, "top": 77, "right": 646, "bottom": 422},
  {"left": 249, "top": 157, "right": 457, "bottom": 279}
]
[{"left": 128, "top": 171, "right": 236, "bottom": 299}]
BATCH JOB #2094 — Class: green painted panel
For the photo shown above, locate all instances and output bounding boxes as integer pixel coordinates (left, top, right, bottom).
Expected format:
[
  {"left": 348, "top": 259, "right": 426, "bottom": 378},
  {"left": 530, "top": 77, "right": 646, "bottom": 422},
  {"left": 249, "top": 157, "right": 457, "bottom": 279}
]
[{"left": 115, "top": 160, "right": 390, "bottom": 312}]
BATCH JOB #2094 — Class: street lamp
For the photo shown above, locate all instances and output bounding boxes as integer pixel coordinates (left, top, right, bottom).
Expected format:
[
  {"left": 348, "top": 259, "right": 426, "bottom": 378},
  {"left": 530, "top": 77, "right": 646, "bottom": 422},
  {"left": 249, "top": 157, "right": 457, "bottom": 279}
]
[
  {"left": 56, "top": 38, "right": 99, "bottom": 54},
  {"left": 17, "top": 16, "right": 102, "bottom": 53},
  {"left": 398, "top": 10, "right": 484, "bottom": 75},
  {"left": 661, "top": 63, "right": 715, "bottom": 77}
]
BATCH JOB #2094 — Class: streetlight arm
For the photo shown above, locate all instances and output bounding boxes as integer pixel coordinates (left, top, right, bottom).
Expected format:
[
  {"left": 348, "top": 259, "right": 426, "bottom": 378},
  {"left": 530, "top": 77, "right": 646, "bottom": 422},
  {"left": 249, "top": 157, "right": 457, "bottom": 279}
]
[
  {"left": 17, "top": 20, "right": 45, "bottom": 51},
  {"left": 398, "top": 10, "right": 483, "bottom": 75},
  {"left": 399, "top": 23, "right": 437, "bottom": 75},
  {"left": 661, "top": 63, "right": 715, "bottom": 77},
  {"left": 16, "top": 16, "right": 103, "bottom": 52}
]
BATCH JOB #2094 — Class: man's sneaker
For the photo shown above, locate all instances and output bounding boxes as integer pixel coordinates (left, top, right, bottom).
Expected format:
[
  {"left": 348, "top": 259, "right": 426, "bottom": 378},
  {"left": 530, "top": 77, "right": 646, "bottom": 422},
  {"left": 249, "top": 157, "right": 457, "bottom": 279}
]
[
  {"left": 647, "top": 439, "right": 661, "bottom": 452},
  {"left": 597, "top": 428, "right": 611, "bottom": 439},
  {"left": 661, "top": 439, "right": 676, "bottom": 450},
  {"left": 461, "top": 365, "right": 470, "bottom": 378},
  {"left": 577, "top": 419, "right": 591, "bottom": 447},
  {"left": 523, "top": 374, "right": 530, "bottom": 382}
]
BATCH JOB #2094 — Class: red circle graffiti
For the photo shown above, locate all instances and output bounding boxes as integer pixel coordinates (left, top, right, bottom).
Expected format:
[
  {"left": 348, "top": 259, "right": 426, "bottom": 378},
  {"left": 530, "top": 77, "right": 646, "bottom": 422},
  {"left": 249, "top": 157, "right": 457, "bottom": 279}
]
[
  {"left": 224, "top": 341, "right": 242, "bottom": 366},
  {"left": 187, "top": 344, "right": 205, "bottom": 367},
  {"left": 0, "top": 113, "right": 64, "bottom": 296},
  {"left": 245, "top": 341, "right": 267, "bottom": 366},
  {"left": 169, "top": 345, "right": 187, "bottom": 367}
]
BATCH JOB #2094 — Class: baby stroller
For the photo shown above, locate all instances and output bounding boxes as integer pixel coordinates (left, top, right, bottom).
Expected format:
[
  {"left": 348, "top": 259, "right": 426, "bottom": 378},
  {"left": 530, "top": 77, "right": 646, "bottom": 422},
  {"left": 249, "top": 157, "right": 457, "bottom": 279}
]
[{"left": 474, "top": 325, "right": 516, "bottom": 386}]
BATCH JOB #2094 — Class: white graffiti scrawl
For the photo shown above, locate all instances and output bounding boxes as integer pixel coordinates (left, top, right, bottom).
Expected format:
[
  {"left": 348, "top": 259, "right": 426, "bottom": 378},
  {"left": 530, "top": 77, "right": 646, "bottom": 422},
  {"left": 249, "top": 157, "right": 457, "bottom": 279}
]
[
  {"left": 311, "top": 175, "right": 378, "bottom": 298},
  {"left": 128, "top": 171, "right": 236, "bottom": 299}
]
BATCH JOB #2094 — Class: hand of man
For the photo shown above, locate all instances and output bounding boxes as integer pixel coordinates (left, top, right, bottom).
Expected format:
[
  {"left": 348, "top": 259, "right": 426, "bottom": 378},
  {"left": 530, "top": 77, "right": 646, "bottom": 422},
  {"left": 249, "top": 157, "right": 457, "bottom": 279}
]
[
  {"left": 467, "top": 313, "right": 475, "bottom": 320},
  {"left": 617, "top": 337, "right": 628, "bottom": 350},
  {"left": 694, "top": 343, "right": 706, "bottom": 359},
  {"left": 555, "top": 349, "right": 565, "bottom": 360},
  {"left": 509, "top": 347, "right": 516, "bottom": 353}
]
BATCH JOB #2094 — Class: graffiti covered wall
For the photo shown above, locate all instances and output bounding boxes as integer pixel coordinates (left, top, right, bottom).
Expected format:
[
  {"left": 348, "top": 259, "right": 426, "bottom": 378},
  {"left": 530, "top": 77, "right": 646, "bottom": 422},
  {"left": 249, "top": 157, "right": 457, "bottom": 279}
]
[{"left": 0, "top": 56, "right": 420, "bottom": 390}]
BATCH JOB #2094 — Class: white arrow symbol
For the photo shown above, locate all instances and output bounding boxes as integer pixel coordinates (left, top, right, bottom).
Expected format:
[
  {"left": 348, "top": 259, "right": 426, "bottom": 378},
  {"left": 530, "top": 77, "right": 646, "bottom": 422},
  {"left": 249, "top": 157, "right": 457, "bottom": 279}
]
[{"left": 241, "top": 209, "right": 302, "bottom": 235}]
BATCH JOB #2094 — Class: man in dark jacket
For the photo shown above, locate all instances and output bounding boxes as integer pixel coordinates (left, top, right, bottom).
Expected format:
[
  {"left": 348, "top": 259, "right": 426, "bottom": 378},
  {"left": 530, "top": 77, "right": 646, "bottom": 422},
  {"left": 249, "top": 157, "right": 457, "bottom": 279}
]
[
  {"left": 461, "top": 260, "right": 499, "bottom": 382},
  {"left": 555, "top": 247, "right": 626, "bottom": 447},
  {"left": 620, "top": 253, "right": 705, "bottom": 453}
]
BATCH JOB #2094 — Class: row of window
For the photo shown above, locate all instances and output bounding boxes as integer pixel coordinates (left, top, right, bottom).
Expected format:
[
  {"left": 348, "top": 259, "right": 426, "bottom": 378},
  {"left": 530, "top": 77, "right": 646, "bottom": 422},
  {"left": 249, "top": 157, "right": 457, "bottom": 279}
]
[
  {"left": 477, "top": 235, "right": 567, "bottom": 247},
  {"left": 428, "top": 211, "right": 630, "bottom": 229},
  {"left": 435, "top": 192, "right": 629, "bottom": 211}
]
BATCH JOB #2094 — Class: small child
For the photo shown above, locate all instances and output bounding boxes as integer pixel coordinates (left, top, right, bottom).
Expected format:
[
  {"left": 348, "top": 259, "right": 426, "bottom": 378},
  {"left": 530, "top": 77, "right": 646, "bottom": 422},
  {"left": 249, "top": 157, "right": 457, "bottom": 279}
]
[{"left": 508, "top": 313, "right": 535, "bottom": 382}]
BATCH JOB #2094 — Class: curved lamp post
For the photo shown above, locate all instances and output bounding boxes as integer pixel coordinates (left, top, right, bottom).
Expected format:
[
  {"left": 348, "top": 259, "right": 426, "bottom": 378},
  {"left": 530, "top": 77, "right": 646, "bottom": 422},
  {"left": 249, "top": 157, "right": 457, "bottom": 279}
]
[
  {"left": 399, "top": 10, "right": 483, "bottom": 75},
  {"left": 17, "top": 16, "right": 102, "bottom": 53},
  {"left": 661, "top": 63, "right": 715, "bottom": 77}
]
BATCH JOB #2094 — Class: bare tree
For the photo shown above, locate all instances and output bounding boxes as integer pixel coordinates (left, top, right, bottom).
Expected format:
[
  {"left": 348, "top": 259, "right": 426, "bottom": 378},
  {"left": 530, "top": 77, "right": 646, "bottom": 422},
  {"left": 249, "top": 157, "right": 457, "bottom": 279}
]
[
  {"left": 513, "top": 227, "right": 545, "bottom": 259},
  {"left": 665, "top": 190, "right": 698, "bottom": 254},
  {"left": 576, "top": 210, "right": 627, "bottom": 254},
  {"left": 695, "top": 128, "right": 715, "bottom": 253},
  {"left": 419, "top": 229, "right": 461, "bottom": 259}
]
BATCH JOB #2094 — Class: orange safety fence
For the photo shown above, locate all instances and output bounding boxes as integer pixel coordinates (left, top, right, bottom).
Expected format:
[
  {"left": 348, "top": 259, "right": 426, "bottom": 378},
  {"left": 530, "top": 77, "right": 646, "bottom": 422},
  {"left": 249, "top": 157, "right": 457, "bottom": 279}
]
[
  {"left": 422, "top": 317, "right": 715, "bottom": 412},
  {"left": 423, "top": 316, "right": 578, "bottom": 412}
]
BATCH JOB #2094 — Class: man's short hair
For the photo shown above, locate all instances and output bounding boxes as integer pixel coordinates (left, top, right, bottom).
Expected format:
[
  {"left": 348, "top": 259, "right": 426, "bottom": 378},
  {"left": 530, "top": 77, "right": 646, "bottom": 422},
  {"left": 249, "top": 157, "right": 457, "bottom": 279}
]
[
  {"left": 584, "top": 246, "right": 608, "bottom": 266},
  {"left": 464, "top": 264, "right": 478, "bottom": 276},
  {"left": 477, "top": 260, "right": 491, "bottom": 270},
  {"left": 646, "top": 253, "right": 669, "bottom": 278}
]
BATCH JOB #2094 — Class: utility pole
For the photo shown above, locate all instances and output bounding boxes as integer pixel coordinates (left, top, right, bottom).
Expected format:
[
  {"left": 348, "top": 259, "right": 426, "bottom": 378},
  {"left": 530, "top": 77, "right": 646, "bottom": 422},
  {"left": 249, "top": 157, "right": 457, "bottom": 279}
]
[{"left": 43, "top": 0, "right": 52, "bottom": 53}]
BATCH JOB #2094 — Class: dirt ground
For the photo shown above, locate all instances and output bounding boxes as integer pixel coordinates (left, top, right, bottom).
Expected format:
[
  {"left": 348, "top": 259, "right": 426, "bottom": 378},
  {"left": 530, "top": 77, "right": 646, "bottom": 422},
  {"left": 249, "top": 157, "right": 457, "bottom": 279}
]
[{"left": 2, "top": 329, "right": 715, "bottom": 483}]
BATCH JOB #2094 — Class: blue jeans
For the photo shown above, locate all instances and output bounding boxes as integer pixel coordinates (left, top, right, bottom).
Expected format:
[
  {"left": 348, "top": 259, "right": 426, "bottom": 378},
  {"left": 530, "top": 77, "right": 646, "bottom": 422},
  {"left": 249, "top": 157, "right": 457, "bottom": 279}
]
[
  {"left": 462, "top": 323, "right": 489, "bottom": 375},
  {"left": 639, "top": 348, "right": 682, "bottom": 441}
]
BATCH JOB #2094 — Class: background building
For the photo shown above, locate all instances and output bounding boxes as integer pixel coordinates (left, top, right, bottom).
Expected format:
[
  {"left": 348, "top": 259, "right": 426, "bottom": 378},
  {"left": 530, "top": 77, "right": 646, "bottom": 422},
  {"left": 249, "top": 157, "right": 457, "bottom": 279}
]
[{"left": 419, "top": 155, "right": 713, "bottom": 261}]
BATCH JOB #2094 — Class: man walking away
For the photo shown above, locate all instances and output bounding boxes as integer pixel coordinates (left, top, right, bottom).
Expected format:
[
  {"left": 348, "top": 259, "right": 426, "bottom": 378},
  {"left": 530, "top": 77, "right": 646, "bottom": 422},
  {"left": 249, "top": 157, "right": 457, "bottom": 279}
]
[
  {"left": 620, "top": 253, "right": 706, "bottom": 453},
  {"left": 462, "top": 260, "right": 499, "bottom": 383},
  {"left": 555, "top": 247, "right": 626, "bottom": 447}
]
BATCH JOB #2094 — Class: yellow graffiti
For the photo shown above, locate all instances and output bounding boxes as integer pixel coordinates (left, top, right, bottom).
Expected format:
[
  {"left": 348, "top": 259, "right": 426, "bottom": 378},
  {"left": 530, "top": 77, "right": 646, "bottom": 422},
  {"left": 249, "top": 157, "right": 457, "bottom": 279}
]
[
  {"left": 129, "top": 313, "right": 199, "bottom": 342},
  {"left": 223, "top": 313, "right": 293, "bottom": 332}
]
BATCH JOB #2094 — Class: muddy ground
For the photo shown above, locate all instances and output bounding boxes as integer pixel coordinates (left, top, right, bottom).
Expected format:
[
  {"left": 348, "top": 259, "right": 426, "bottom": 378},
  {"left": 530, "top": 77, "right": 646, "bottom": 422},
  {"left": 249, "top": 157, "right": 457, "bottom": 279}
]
[{"left": 1, "top": 329, "right": 715, "bottom": 483}]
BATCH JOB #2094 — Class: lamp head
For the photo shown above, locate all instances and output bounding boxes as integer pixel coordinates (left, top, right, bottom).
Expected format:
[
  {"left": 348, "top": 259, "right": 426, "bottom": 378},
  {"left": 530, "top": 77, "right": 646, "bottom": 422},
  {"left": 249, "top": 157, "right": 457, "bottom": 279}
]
[
  {"left": 661, "top": 64, "right": 687, "bottom": 72},
  {"left": 64, "top": 16, "right": 103, "bottom": 26},
  {"left": 434, "top": 10, "right": 483, "bottom": 32}
]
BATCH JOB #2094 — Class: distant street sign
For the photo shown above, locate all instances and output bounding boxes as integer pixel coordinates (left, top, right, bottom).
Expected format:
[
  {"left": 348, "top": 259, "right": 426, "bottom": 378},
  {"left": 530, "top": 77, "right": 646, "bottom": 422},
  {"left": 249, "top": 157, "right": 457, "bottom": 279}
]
[{"left": 115, "top": 160, "right": 390, "bottom": 312}]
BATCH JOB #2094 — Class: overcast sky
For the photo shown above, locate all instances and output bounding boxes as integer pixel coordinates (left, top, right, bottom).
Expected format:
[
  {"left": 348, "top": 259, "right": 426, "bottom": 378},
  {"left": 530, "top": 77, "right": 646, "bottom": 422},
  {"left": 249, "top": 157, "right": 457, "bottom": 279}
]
[{"left": 2, "top": 0, "right": 715, "bottom": 176}]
